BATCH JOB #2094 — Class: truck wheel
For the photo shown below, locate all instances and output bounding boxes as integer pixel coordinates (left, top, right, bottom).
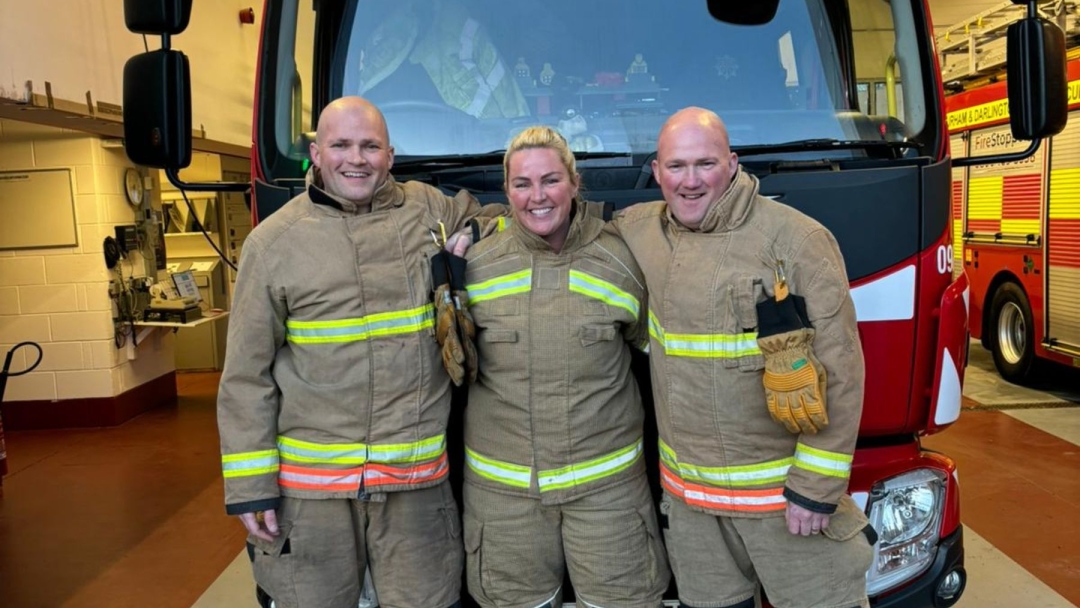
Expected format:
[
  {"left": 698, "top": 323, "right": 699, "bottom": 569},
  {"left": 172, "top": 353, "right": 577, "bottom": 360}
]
[{"left": 988, "top": 282, "right": 1036, "bottom": 383}]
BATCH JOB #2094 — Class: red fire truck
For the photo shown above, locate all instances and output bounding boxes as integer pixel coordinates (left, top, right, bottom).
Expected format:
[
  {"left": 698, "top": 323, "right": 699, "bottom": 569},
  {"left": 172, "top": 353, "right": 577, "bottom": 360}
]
[
  {"left": 942, "top": 2, "right": 1080, "bottom": 382},
  {"left": 120, "top": 1, "right": 1068, "bottom": 606}
]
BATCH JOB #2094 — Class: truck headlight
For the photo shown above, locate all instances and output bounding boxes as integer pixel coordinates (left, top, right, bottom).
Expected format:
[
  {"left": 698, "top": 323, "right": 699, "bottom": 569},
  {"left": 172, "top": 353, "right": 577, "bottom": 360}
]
[{"left": 865, "top": 468, "right": 946, "bottom": 596}]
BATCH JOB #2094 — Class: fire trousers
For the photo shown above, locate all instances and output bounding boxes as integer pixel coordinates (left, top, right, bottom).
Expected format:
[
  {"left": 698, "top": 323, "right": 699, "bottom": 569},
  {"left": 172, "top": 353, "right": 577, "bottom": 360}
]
[
  {"left": 662, "top": 493, "right": 873, "bottom": 608},
  {"left": 464, "top": 474, "right": 670, "bottom": 608},
  {"left": 248, "top": 482, "right": 463, "bottom": 608}
]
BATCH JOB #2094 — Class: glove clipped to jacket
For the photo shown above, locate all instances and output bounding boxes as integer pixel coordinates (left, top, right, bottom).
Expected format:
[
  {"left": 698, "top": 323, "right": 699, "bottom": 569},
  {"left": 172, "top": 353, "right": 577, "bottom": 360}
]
[
  {"left": 755, "top": 267, "right": 828, "bottom": 434},
  {"left": 431, "top": 250, "right": 478, "bottom": 386}
]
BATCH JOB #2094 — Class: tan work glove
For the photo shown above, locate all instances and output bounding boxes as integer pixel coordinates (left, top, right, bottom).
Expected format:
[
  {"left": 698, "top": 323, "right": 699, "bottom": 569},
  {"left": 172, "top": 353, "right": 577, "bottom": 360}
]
[
  {"left": 454, "top": 289, "right": 478, "bottom": 385},
  {"left": 758, "top": 328, "right": 828, "bottom": 434},
  {"left": 432, "top": 251, "right": 478, "bottom": 386},
  {"left": 434, "top": 282, "right": 467, "bottom": 386}
]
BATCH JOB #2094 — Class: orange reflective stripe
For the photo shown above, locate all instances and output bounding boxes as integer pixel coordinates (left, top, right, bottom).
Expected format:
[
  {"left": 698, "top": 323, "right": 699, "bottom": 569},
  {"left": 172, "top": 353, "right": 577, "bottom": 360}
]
[
  {"left": 365, "top": 452, "right": 449, "bottom": 487},
  {"left": 278, "top": 464, "right": 364, "bottom": 492},
  {"left": 277, "top": 453, "right": 449, "bottom": 491},
  {"left": 661, "top": 463, "right": 787, "bottom": 513}
]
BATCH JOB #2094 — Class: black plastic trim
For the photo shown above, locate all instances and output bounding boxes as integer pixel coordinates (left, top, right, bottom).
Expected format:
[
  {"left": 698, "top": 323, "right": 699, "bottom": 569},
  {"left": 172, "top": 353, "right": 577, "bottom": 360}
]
[
  {"left": 871, "top": 526, "right": 966, "bottom": 608},
  {"left": 921, "top": 157, "right": 951, "bottom": 248}
]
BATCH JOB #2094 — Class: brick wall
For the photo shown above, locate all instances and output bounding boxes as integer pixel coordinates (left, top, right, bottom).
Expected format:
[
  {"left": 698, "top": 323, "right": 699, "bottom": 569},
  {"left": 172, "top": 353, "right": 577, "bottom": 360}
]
[{"left": 0, "top": 119, "right": 174, "bottom": 403}]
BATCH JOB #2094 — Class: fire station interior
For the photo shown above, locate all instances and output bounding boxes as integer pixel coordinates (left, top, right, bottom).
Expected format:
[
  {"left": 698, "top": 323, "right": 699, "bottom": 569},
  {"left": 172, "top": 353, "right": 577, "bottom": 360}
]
[{"left": 1, "top": 1, "right": 1079, "bottom": 607}]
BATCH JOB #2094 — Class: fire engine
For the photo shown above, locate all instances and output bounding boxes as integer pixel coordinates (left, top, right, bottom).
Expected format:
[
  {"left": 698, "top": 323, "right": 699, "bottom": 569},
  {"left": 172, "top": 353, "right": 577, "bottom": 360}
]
[
  {"left": 120, "top": 1, "right": 1069, "bottom": 606},
  {"left": 942, "top": 1, "right": 1080, "bottom": 383}
]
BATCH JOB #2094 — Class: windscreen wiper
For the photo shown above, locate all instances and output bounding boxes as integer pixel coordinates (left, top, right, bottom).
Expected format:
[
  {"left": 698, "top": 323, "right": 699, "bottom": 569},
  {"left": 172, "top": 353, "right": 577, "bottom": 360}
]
[{"left": 733, "top": 138, "right": 919, "bottom": 157}]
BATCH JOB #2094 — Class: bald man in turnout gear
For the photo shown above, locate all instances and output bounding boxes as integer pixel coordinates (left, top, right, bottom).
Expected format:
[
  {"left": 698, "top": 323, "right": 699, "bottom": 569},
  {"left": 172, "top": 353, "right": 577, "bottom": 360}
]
[
  {"left": 611, "top": 108, "right": 873, "bottom": 608},
  {"left": 217, "top": 97, "right": 483, "bottom": 608}
]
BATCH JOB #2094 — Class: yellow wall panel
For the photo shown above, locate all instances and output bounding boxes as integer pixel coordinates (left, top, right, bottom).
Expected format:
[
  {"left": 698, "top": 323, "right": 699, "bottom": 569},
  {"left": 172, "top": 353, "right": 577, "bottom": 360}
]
[
  {"left": 1049, "top": 168, "right": 1080, "bottom": 219},
  {"left": 967, "top": 176, "right": 1003, "bottom": 220}
]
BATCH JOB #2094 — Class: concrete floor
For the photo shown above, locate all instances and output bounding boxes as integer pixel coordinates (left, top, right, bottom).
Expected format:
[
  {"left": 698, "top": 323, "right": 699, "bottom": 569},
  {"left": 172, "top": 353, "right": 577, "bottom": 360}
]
[
  {"left": 192, "top": 342, "right": 1080, "bottom": 608},
  {"left": 928, "top": 342, "right": 1080, "bottom": 607},
  {"left": 2, "top": 344, "right": 1078, "bottom": 608}
]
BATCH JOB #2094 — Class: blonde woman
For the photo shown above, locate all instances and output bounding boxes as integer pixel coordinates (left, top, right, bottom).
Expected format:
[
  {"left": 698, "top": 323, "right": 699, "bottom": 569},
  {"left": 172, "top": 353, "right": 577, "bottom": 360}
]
[{"left": 461, "top": 126, "right": 669, "bottom": 608}]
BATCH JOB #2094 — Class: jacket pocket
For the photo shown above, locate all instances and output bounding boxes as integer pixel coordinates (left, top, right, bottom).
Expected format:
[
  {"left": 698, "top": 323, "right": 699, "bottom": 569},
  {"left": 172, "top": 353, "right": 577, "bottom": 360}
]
[
  {"left": 580, "top": 323, "right": 617, "bottom": 347},
  {"left": 736, "top": 277, "right": 766, "bottom": 372},
  {"left": 822, "top": 495, "right": 871, "bottom": 543},
  {"left": 419, "top": 254, "right": 436, "bottom": 336},
  {"left": 482, "top": 329, "right": 518, "bottom": 343},
  {"left": 463, "top": 513, "right": 494, "bottom": 606},
  {"left": 249, "top": 501, "right": 300, "bottom": 604},
  {"left": 717, "top": 275, "right": 765, "bottom": 371}
]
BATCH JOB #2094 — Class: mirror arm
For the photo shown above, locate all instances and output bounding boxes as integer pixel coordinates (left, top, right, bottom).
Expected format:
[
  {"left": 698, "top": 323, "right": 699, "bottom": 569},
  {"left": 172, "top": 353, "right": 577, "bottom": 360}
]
[
  {"left": 165, "top": 167, "right": 250, "bottom": 192},
  {"left": 953, "top": 138, "right": 1041, "bottom": 167}
]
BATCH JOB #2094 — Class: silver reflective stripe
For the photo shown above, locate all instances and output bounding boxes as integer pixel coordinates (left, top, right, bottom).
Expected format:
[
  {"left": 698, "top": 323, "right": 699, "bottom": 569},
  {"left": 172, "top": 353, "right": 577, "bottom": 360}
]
[
  {"left": 467, "top": 270, "right": 532, "bottom": 304},
  {"left": 466, "top": 447, "right": 532, "bottom": 488},
  {"left": 537, "top": 439, "right": 642, "bottom": 492},
  {"left": 279, "top": 468, "right": 363, "bottom": 487},
  {"left": 794, "top": 444, "right": 853, "bottom": 478}
]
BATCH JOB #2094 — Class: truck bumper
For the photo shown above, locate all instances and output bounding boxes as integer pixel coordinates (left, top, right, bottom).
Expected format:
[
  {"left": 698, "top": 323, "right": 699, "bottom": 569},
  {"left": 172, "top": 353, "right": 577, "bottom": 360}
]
[{"left": 872, "top": 526, "right": 966, "bottom": 608}]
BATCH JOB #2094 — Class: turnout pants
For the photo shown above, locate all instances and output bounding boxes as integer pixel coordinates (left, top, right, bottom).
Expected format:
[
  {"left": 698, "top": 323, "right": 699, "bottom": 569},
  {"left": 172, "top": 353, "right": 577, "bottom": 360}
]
[
  {"left": 464, "top": 474, "right": 670, "bottom": 608},
  {"left": 248, "top": 482, "right": 463, "bottom": 608},
  {"left": 662, "top": 493, "right": 873, "bottom": 608}
]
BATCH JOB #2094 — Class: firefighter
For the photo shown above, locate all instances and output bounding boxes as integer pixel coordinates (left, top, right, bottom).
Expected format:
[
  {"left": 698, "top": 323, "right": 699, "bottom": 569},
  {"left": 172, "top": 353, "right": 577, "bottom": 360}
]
[
  {"left": 460, "top": 126, "right": 669, "bottom": 608},
  {"left": 610, "top": 108, "right": 874, "bottom": 608},
  {"left": 217, "top": 97, "right": 484, "bottom": 608}
]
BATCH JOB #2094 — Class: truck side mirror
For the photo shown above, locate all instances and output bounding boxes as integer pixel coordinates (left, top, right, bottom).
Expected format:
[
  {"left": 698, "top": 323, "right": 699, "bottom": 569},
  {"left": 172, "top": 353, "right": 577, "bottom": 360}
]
[
  {"left": 124, "top": 0, "right": 192, "bottom": 35},
  {"left": 706, "top": 0, "right": 778, "bottom": 25},
  {"left": 1006, "top": 16, "right": 1068, "bottom": 140},
  {"left": 123, "top": 50, "right": 192, "bottom": 169}
]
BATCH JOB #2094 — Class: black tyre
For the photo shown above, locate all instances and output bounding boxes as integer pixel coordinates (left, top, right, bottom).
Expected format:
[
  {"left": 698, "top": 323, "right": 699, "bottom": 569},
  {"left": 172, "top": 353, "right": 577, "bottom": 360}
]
[{"left": 988, "top": 282, "right": 1037, "bottom": 383}]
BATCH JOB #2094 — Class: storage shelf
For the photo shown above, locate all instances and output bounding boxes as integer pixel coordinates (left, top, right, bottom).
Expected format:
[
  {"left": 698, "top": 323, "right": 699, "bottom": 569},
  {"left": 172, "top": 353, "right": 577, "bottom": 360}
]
[{"left": 134, "top": 311, "right": 229, "bottom": 329}]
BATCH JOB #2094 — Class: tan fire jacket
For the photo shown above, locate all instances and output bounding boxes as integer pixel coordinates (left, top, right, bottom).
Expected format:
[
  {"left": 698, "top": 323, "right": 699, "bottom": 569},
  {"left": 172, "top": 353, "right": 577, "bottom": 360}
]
[
  {"left": 217, "top": 171, "right": 481, "bottom": 515},
  {"left": 463, "top": 199, "right": 650, "bottom": 505},
  {"left": 612, "top": 168, "right": 865, "bottom": 517}
]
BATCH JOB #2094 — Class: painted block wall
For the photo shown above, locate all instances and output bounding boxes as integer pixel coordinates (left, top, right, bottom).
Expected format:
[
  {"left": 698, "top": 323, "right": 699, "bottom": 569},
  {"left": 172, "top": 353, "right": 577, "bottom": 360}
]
[{"left": 0, "top": 119, "right": 174, "bottom": 402}]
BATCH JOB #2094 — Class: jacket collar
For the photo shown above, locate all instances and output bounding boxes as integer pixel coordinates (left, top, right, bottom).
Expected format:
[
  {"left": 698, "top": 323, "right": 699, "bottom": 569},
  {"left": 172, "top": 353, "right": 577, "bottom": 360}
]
[
  {"left": 306, "top": 167, "right": 404, "bottom": 214},
  {"left": 510, "top": 197, "right": 600, "bottom": 254},
  {"left": 667, "top": 166, "right": 759, "bottom": 233}
]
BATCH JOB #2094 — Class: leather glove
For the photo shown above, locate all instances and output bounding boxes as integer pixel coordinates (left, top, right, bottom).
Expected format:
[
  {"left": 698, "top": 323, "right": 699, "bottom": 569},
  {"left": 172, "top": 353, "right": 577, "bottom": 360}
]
[
  {"left": 432, "top": 252, "right": 466, "bottom": 386},
  {"left": 758, "top": 327, "right": 828, "bottom": 434},
  {"left": 756, "top": 278, "right": 827, "bottom": 434},
  {"left": 446, "top": 252, "right": 478, "bottom": 385}
]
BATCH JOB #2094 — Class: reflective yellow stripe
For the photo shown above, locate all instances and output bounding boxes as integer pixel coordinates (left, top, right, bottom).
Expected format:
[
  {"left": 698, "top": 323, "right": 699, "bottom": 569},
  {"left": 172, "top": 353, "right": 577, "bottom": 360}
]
[
  {"left": 648, "top": 308, "right": 760, "bottom": 358},
  {"left": 368, "top": 435, "right": 446, "bottom": 464},
  {"left": 285, "top": 304, "right": 435, "bottom": 344},
  {"left": 568, "top": 270, "right": 640, "bottom": 319},
  {"left": 659, "top": 439, "right": 791, "bottom": 487},
  {"left": 538, "top": 439, "right": 643, "bottom": 491},
  {"left": 276, "top": 434, "right": 446, "bottom": 467},
  {"left": 278, "top": 437, "right": 367, "bottom": 465},
  {"left": 466, "top": 270, "right": 532, "bottom": 305},
  {"left": 221, "top": 449, "right": 280, "bottom": 478},
  {"left": 465, "top": 447, "right": 532, "bottom": 488},
  {"left": 793, "top": 443, "right": 853, "bottom": 478}
]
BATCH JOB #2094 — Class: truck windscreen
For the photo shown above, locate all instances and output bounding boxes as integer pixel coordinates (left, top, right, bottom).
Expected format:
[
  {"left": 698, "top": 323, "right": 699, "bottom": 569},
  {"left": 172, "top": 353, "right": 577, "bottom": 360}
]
[{"left": 263, "top": 0, "right": 936, "bottom": 166}]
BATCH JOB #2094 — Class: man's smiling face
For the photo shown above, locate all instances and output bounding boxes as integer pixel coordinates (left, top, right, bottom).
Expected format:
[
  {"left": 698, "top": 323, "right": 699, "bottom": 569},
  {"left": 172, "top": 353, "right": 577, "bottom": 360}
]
[{"left": 310, "top": 100, "right": 394, "bottom": 205}]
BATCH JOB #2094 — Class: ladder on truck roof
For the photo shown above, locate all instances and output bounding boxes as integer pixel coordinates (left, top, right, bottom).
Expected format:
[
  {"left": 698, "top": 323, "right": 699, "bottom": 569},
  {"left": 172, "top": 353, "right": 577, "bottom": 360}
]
[{"left": 936, "top": 0, "right": 1079, "bottom": 86}]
